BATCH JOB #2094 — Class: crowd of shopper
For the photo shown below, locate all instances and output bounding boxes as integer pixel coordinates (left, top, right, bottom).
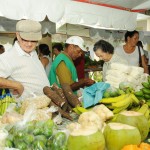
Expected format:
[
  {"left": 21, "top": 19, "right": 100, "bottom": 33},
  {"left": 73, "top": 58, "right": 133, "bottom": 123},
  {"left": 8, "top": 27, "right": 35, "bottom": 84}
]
[{"left": 0, "top": 20, "right": 150, "bottom": 99}]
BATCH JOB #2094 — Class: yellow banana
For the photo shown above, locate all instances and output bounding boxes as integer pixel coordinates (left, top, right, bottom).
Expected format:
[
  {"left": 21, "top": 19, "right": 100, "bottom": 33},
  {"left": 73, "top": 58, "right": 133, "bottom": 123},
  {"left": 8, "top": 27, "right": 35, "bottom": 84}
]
[
  {"left": 148, "top": 118, "right": 150, "bottom": 131},
  {"left": 1, "top": 102, "right": 5, "bottom": 115},
  {"left": 130, "top": 106, "right": 141, "bottom": 111},
  {"left": 146, "top": 101, "right": 150, "bottom": 107},
  {"left": 130, "top": 94, "right": 140, "bottom": 105},
  {"left": 73, "top": 107, "right": 81, "bottom": 115},
  {"left": 100, "top": 94, "right": 127, "bottom": 104},
  {"left": 73, "top": 106, "right": 88, "bottom": 114},
  {"left": 76, "top": 106, "right": 88, "bottom": 113},
  {"left": 111, "top": 94, "right": 132, "bottom": 108},
  {"left": 137, "top": 104, "right": 149, "bottom": 115},
  {"left": 113, "top": 102, "right": 130, "bottom": 114},
  {"left": 144, "top": 109, "right": 149, "bottom": 120}
]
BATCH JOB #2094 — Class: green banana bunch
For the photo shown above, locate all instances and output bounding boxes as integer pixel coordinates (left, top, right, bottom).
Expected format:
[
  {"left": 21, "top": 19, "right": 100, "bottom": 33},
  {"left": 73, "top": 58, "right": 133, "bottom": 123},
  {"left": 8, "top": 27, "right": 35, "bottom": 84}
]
[
  {"left": 148, "top": 76, "right": 150, "bottom": 84},
  {"left": 0, "top": 96, "right": 16, "bottom": 115},
  {"left": 134, "top": 76, "right": 150, "bottom": 101}
]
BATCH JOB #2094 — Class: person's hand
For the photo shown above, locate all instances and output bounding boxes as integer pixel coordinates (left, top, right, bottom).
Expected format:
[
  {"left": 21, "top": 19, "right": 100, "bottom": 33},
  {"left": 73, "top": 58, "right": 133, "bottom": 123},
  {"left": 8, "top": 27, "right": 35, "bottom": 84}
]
[
  {"left": 83, "top": 78, "right": 95, "bottom": 86},
  {"left": 13, "top": 82, "right": 24, "bottom": 97}
]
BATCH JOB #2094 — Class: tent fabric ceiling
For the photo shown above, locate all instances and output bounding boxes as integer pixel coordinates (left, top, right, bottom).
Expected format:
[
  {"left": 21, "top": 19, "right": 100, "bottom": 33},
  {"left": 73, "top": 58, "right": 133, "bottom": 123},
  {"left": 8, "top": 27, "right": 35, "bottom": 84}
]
[
  {"left": 62, "top": 1, "right": 137, "bottom": 31},
  {"left": 0, "top": 0, "right": 150, "bottom": 32},
  {"left": 74, "top": 0, "right": 150, "bottom": 11},
  {"left": 90, "top": 0, "right": 147, "bottom": 9},
  {"left": 0, "top": 17, "right": 56, "bottom": 34},
  {"left": 0, "top": 0, "right": 71, "bottom": 22}
]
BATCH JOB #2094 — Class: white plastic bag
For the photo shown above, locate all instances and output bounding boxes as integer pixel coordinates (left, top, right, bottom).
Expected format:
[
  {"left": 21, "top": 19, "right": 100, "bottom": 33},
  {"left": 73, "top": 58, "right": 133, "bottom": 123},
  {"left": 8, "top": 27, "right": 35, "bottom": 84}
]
[{"left": 0, "top": 129, "right": 8, "bottom": 147}]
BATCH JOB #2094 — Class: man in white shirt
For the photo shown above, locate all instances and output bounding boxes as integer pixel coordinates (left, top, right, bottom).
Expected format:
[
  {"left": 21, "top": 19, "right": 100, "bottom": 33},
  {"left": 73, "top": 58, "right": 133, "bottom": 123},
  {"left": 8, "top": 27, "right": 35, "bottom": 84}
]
[{"left": 0, "top": 19, "right": 50, "bottom": 98}]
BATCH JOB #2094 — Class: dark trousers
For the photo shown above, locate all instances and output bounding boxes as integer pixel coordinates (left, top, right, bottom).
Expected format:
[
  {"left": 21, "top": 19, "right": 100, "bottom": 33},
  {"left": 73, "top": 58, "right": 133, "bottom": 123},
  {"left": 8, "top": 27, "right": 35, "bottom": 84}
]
[{"left": 148, "top": 65, "right": 150, "bottom": 75}]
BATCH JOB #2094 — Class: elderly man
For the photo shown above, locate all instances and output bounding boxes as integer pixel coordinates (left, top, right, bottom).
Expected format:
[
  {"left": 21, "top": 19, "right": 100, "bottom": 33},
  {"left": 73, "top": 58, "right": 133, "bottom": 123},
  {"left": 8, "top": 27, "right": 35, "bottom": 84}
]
[
  {"left": 49, "top": 36, "right": 95, "bottom": 91},
  {"left": 0, "top": 19, "right": 50, "bottom": 98}
]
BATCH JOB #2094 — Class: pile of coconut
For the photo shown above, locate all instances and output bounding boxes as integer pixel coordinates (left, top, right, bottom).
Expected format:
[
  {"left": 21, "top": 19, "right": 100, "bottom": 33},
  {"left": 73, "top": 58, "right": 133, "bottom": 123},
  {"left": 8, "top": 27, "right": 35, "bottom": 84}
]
[{"left": 66, "top": 105, "right": 149, "bottom": 150}]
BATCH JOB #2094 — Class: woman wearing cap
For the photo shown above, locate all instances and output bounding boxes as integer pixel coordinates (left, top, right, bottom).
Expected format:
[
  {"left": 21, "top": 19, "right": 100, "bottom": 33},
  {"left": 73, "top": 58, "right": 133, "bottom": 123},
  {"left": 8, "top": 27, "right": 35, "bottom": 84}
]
[
  {"left": 49, "top": 36, "right": 95, "bottom": 91},
  {"left": 115, "top": 30, "right": 148, "bottom": 73},
  {"left": 93, "top": 40, "right": 127, "bottom": 81},
  {"left": 0, "top": 19, "right": 50, "bottom": 98}
]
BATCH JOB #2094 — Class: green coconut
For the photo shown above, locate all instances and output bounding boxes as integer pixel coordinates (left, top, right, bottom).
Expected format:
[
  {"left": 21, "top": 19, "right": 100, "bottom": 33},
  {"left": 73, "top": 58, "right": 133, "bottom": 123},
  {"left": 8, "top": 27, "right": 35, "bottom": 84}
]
[
  {"left": 115, "top": 110, "right": 149, "bottom": 141},
  {"left": 67, "top": 123, "right": 105, "bottom": 150},
  {"left": 103, "top": 122, "right": 141, "bottom": 150}
]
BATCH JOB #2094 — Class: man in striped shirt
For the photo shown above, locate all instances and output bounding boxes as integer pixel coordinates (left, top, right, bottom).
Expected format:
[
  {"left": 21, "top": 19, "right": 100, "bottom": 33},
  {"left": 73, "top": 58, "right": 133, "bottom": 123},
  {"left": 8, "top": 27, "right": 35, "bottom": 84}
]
[{"left": 0, "top": 20, "right": 50, "bottom": 99}]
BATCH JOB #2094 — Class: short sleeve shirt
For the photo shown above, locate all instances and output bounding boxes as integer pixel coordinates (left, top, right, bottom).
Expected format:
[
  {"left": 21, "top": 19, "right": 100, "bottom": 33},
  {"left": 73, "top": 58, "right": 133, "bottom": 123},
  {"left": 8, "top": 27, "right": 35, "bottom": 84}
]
[
  {"left": 115, "top": 45, "right": 144, "bottom": 66},
  {"left": 0, "top": 42, "right": 50, "bottom": 98}
]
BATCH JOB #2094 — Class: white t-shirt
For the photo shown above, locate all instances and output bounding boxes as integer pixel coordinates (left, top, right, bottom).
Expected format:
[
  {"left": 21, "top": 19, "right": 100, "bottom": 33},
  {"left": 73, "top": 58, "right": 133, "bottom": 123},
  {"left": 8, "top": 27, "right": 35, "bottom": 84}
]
[
  {"left": 0, "top": 42, "right": 50, "bottom": 99},
  {"left": 115, "top": 45, "right": 144, "bottom": 66},
  {"left": 42, "top": 55, "right": 51, "bottom": 76},
  {"left": 148, "top": 51, "right": 150, "bottom": 65}
]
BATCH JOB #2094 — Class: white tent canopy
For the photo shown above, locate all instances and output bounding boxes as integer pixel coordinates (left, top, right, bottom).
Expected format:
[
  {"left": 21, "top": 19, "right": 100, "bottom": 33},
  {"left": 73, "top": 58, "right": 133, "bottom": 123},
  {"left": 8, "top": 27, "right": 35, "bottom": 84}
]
[
  {"left": 1, "top": 0, "right": 150, "bottom": 42},
  {"left": 0, "top": 0, "right": 150, "bottom": 31},
  {"left": 61, "top": 1, "right": 137, "bottom": 31}
]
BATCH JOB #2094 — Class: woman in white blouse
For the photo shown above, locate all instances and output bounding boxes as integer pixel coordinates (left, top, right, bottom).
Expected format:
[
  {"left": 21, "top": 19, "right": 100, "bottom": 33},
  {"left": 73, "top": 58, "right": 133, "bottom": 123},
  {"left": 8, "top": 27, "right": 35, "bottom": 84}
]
[{"left": 115, "top": 30, "right": 148, "bottom": 73}]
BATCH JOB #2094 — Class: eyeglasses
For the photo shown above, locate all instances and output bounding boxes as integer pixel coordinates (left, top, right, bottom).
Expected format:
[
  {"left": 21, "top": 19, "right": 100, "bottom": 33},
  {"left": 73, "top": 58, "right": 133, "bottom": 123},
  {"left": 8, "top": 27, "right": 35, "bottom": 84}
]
[{"left": 20, "top": 36, "right": 38, "bottom": 43}]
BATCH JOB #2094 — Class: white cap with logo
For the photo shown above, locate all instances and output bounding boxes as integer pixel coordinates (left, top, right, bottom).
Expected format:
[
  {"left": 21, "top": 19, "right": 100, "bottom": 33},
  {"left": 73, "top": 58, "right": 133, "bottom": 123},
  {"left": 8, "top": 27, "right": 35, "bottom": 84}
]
[{"left": 65, "top": 36, "right": 86, "bottom": 51}]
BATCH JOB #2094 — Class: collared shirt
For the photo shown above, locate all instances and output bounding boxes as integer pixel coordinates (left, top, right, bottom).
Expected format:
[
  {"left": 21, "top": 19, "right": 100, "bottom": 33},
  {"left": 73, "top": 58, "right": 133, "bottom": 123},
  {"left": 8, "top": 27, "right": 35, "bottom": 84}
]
[
  {"left": 103, "top": 53, "right": 127, "bottom": 81},
  {"left": 0, "top": 42, "right": 50, "bottom": 99}
]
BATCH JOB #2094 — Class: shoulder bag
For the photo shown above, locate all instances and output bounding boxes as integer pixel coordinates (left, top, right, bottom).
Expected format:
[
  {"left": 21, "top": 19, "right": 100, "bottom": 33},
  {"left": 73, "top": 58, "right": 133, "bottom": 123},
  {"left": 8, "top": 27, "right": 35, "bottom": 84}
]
[{"left": 138, "top": 46, "right": 142, "bottom": 67}]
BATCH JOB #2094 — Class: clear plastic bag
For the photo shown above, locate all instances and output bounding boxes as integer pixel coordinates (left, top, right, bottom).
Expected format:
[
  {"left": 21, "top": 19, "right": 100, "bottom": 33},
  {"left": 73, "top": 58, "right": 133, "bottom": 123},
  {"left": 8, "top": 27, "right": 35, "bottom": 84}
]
[{"left": 0, "top": 129, "right": 8, "bottom": 147}]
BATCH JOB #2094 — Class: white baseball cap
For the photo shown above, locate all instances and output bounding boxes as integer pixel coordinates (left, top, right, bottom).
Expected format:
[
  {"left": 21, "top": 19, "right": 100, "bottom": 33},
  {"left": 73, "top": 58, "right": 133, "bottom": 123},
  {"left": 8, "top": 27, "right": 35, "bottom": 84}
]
[{"left": 65, "top": 36, "right": 86, "bottom": 51}]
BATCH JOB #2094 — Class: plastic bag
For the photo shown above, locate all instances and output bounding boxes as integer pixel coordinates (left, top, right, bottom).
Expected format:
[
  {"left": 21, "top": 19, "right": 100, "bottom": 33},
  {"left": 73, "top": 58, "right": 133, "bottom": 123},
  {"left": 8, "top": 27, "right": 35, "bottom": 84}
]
[
  {"left": 83, "top": 82, "right": 110, "bottom": 108},
  {"left": 0, "top": 129, "right": 8, "bottom": 147},
  {"left": 20, "top": 94, "right": 51, "bottom": 114},
  {"left": 4, "top": 148, "right": 19, "bottom": 150}
]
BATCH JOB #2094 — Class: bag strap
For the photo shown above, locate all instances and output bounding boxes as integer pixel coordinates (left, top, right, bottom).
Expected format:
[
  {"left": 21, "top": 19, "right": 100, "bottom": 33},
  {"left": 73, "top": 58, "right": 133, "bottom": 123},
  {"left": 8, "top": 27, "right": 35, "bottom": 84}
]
[{"left": 138, "top": 46, "right": 142, "bottom": 67}]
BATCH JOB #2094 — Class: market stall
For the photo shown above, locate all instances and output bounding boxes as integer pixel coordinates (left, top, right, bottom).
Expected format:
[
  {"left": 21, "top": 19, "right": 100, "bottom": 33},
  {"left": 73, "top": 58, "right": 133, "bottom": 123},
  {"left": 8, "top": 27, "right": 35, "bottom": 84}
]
[
  {"left": 1, "top": 0, "right": 150, "bottom": 150},
  {"left": 0, "top": 72, "right": 150, "bottom": 150}
]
